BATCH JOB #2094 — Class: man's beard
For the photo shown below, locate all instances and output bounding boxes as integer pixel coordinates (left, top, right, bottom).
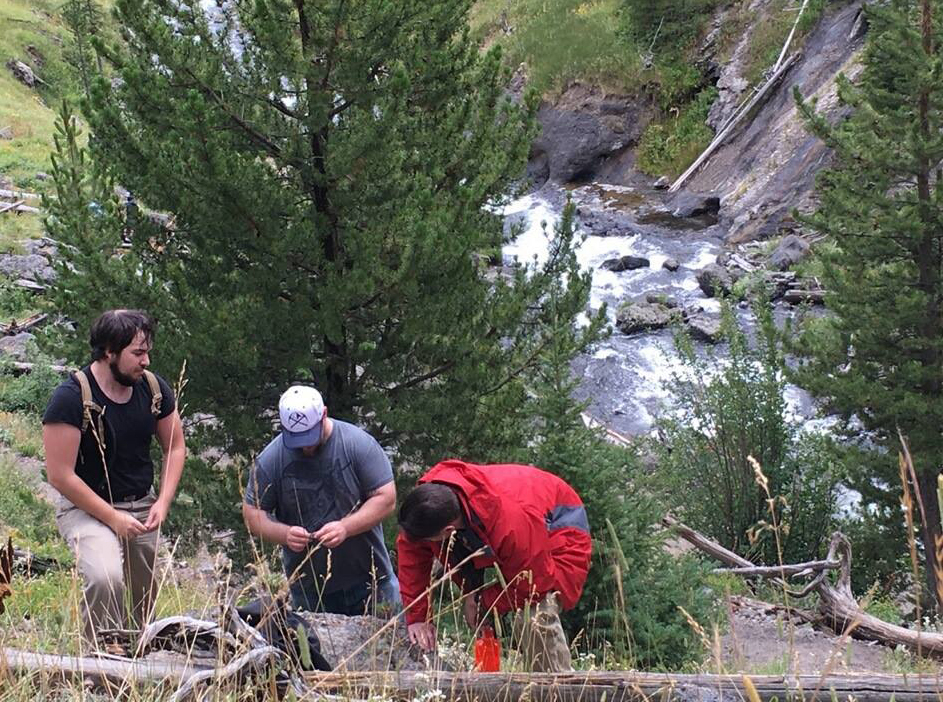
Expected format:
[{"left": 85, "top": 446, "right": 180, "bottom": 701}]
[{"left": 109, "top": 358, "right": 138, "bottom": 387}]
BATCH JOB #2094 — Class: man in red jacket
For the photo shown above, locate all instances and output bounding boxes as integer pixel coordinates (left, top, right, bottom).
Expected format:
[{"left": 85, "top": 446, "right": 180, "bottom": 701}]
[{"left": 396, "top": 460, "right": 591, "bottom": 672}]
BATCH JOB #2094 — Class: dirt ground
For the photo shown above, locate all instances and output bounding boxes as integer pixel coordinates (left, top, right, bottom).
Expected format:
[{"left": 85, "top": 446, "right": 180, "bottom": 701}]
[{"left": 719, "top": 596, "right": 937, "bottom": 675}]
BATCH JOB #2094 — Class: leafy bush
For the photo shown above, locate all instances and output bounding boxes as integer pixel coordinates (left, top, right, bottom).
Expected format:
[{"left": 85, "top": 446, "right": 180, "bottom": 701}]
[
  {"left": 0, "top": 360, "right": 61, "bottom": 415},
  {"left": 637, "top": 87, "right": 716, "bottom": 178},
  {"left": 620, "top": 0, "right": 723, "bottom": 56},
  {"left": 654, "top": 303, "right": 841, "bottom": 565}
]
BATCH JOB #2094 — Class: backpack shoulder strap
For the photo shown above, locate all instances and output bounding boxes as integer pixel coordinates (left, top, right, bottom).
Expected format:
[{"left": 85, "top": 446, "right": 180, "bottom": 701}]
[
  {"left": 143, "top": 370, "right": 162, "bottom": 417},
  {"left": 72, "top": 369, "right": 104, "bottom": 436}
]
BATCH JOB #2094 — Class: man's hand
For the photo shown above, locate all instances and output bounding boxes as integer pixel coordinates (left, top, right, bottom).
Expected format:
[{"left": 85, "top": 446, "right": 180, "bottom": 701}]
[
  {"left": 110, "top": 510, "right": 147, "bottom": 539},
  {"left": 286, "top": 525, "right": 313, "bottom": 552},
  {"left": 407, "top": 622, "right": 437, "bottom": 651},
  {"left": 463, "top": 594, "right": 479, "bottom": 628},
  {"left": 313, "top": 520, "right": 348, "bottom": 549},
  {"left": 143, "top": 499, "right": 170, "bottom": 532}
]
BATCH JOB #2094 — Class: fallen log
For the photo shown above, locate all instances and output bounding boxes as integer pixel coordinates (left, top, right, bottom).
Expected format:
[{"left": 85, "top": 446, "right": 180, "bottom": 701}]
[
  {"left": 1, "top": 312, "right": 48, "bottom": 336},
  {"left": 0, "top": 202, "right": 40, "bottom": 215},
  {"left": 663, "top": 515, "right": 943, "bottom": 657},
  {"left": 301, "top": 670, "right": 943, "bottom": 702},
  {"left": 8, "top": 361, "right": 69, "bottom": 375},
  {"left": 0, "top": 647, "right": 208, "bottom": 690},
  {"left": 0, "top": 188, "right": 40, "bottom": 201}
]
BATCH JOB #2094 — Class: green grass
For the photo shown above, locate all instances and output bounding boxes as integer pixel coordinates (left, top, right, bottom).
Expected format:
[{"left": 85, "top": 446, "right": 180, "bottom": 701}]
[
  {"left": 0, "top": 411, "right": 44, "bottom": 458},
  {"left": 0, "top": 451, "right": 66, "bottom": 557},
  {"left": 0, "top": 0, "right": 74, "bottom": 191},
  {"left": 636, "top": 87, "right": 716, "bottom": 178},
  {"left": 740, "top": 0, "right": 827, "bottom": 87},
  {"left": 470, "top": 0, "right": 645, "bottom": 96}
]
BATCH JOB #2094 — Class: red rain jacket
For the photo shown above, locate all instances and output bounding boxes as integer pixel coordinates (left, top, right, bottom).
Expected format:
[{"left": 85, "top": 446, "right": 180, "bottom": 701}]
[{"left": 397, "top": 460, "right": 592, "bottom": 625}]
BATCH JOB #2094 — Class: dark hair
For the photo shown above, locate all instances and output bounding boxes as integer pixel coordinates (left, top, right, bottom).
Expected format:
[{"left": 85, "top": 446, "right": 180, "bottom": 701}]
[
  {"left": 398, "top": 483, "right": 461, "bottom": 539},
  {"left": 89, "top": 309, "right": 155, "bottom": 361}
]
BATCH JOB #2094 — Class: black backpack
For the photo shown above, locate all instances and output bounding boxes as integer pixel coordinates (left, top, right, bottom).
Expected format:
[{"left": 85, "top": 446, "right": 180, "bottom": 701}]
[{"left": 236, "top": 596, "right": 332, "bottom": 671}]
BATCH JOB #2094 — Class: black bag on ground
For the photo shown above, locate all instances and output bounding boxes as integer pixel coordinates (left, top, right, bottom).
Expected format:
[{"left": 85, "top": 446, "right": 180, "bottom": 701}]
[{"left": 236, "top": 596, "right": 332, "bottom": 671}]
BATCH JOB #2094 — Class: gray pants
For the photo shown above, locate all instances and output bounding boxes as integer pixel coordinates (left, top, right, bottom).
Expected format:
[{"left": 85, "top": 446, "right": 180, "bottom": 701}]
[
  {"left": 56, "top": 493, "right": 159, "bottom": 644},
  {"left": 512, "top": 592, "right": 573, "bottom": 672}
]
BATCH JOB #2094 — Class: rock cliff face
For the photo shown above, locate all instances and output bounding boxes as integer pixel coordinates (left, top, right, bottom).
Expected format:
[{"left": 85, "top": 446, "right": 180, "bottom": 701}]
[{"left": 527, "top": 1, "right": 867, "bottom": 245}]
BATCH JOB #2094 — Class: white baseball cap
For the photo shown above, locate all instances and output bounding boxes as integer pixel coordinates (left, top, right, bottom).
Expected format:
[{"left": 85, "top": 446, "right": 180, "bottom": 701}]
[{"left": 278, "top": 385, "right": 325, "bottom": 449}]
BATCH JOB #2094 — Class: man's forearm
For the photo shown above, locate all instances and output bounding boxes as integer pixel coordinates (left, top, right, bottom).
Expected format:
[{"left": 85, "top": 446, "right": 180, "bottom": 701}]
[
  {"left": 340, "top": 492, "right": 395, "bottom": 537},
  {"left": 244, "top": 507, "right": 291, "bottom": 546},
  {"left": 52, "top": 472, "right": 118, "bottom": 526}
]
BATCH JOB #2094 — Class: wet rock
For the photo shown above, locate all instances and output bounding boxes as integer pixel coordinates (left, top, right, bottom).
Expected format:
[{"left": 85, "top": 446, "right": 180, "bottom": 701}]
[
  {"left": 577, "top": 208, "right": 635, "bottom": 237},
  {"left": 662, "top": 257, "right": 680, "bottom": 272},
  {"left": 616, "top": 300, "right": 681, "bottom": 335},
  {"left": 653, "top": 175, "right": 670, "bottom": 190},
  {"left": 783, "top": 287, "right": 825, "bottom": 305},
  {"left": 645, "top": 292, "right": 679, "bottom": 308},
  {"left": 529, "top": 83, "right": 652, "bottom": 185},
  {"left": 687, "top": 314, "right": 722, "bottom": 343},
  {"left": 7, "top": 60, "right": 36, "bottom": 88},
  {"left": 669, "top": 192, "right": 721, "bottom": 219},
  {"left": 601, "top": 255, "right": 649, "bottom": 272},
  {"left": 297, "top": 611, "right": 424, "bottom": 671},
  {"left": 0, "top": 332, "right": 36, "bottom": 362},
  {"left": 0, "top": 126, "right": 12, "bottom": 140},
  {"left": 768, "top": 234, "right": 811, "bottom": 270},
  {"left": 0, "top": 253, "right": 56, "bottom": 282},
  {"left": 696, "top": 264, "right": 732, "bottom": 298}
]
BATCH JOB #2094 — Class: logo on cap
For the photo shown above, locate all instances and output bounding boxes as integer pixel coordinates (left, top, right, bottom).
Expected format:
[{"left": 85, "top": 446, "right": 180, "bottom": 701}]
[{"left": 287, "top": 411, "right": 309, "bottom": 430}]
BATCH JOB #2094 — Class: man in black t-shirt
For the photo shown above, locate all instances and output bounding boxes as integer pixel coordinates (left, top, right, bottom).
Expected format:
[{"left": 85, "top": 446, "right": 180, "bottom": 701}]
[{"left": 42, "top": 309, "right": 185, "bottom": 644}]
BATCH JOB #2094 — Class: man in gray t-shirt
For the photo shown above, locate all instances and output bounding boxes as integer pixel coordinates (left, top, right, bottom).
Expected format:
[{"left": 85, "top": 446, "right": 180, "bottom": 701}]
[{"left": 242, "top": 385, "right": 398, "bottom": 616}]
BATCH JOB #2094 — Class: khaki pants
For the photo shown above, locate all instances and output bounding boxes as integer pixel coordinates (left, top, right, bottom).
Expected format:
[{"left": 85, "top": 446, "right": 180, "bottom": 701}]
[
  {"left": 56, "top": 493, "right": 159, "bottom": 645},
  {"left": 512, "top": 592, "right": 572, "bottom": 672}
]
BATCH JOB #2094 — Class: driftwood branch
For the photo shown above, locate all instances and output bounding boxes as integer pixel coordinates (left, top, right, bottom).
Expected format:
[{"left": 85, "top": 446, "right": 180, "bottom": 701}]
[
  {"left": 716, "top": 559, "right": 840, "bottom": 577},
  {"left": 301, "top": 670, "right": 943, "bottom": 702},
  {"left": 664, "top": 515, "right": 943, "bottom": 657},
  {"left": 1, "top": 313, "right": 48, "bottom": 336},
  {"left": 0, "top": 647, "right": 207, "bottom": 689}
]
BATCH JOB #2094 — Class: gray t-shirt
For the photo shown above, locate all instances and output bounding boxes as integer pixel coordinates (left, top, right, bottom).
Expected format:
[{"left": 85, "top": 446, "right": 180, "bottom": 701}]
[{"left": 245, "top": 419, "right": 394, "bottom": 597}]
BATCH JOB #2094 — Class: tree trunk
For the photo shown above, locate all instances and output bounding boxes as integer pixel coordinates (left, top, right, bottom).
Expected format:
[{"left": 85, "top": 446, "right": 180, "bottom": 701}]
[{"left": 916, "top": 467, "right": 943, "bottom": 613}]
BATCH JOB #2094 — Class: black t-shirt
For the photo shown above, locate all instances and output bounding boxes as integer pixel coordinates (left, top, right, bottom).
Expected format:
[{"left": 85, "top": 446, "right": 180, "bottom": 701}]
[{"left": 42, "top": 366, "right": 176, "bottom": 502}]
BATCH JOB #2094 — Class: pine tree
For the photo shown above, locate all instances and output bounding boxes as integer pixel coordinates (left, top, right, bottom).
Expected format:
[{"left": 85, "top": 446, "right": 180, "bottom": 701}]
[
  {"left": 794, "top": 0, "right": 943, "bottom": 607},
  {"left": 44, "top": 0, "right": 601, "bottom": 464}
]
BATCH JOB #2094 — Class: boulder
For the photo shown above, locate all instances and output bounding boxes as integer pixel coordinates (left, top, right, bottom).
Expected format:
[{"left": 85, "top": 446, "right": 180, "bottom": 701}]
[
  {"left": 662, "top": 257, "right": 680, "bottom": 272},
  {"left": 0, "top": 253, "right": 56, "bottom": 282},
  {"left": 0, "top": 332, "right": 36, "bottom": 362},
  {"left": 645, "top": 292, "right": 679, "bottom": 308},
  {"left": 297, "top": 612, "right": 424, "bottom": 671},
  {"left": 528, "top": 84, "right": 651, "bottom": 185},
  {"left": 653, "top": 175, "right": 670, "bottom": 190},
  {"left": 7, "top": 60, "right": 36, "bottom": 88},
  {"left": 696, "top": 264, "right": 732, "bottom": 298},
  {"left": 601, "top": 255, "right": 649, "bottom": 272},
  {"left": 669, "top": 192, "right": 721, "bottom": 219},
  {"left": 686, "top": 314, "right": 723, "bottom": 343},
  {"left": 0, "top": 126, "right": 12, "bottom": 140},
  {"left": 616, "top": 300, "right": 681, "bottom": 335},
  {"left": 768, "top": 234, "right": 811, "bottom": 270}
]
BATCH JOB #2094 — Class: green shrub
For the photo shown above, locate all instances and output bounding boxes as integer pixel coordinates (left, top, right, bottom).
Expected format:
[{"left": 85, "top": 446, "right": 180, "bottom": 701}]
[
  {"left": 637, "top": 87, "right": 716, "bottom": 178},
  {"left": 0, "top": 454, "right": 65, "bottom": 557},
  {"left": 654, "top": 303, "right": 841, "bottom": 565},
  {"left": 0, "top": 360, "right": 61, "bottom": 414}
]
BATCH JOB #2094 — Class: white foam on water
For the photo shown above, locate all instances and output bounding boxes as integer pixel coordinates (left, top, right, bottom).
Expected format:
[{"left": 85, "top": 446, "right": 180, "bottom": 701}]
[{"left": 502, "top": 197, "right": 560, "bottom": 268}]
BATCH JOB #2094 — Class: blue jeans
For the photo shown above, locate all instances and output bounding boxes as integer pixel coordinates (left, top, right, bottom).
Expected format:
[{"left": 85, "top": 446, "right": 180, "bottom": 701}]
[{"left": 293, "top": 573, "right": 401, "bottom": 618}]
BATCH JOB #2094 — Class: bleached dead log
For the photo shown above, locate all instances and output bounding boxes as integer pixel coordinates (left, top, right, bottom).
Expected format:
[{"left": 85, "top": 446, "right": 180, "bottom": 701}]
[
  {"left": 0, "top": 647, "right": 207, "bottom": 689},
  {"left": 669, "top": 52, "right": 800, "bottom": 192},
  {"left": 0, "top": 188, "right": 40, "bottom": 200},
  {"left": 663, "top": 515, "right": 943, "bottom": 657},
  {"left": 1, "top": 313, "right": 48, "bottom": 336},
  {"left": 301, "top": 670, "right": 943, "bottom": 702},
  {"left": 0, "top": 202, "right": 40, "bottom": 215},
  {"left": 136, "top": 616, "right": 239, "bottom": 657},
  {"left": 0, "top": 200, "right": 24, "bottom": 215},
  {"left": 170, "top": 646, "right": 284, "bottom": 702}
]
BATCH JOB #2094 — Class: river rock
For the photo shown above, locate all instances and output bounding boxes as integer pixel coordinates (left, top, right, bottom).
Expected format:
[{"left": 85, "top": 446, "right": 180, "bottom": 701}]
[
  {"left": 669, "top": 192, "right": 721, "bottom": 219},
  {"left": 662, "top": 257, "right": 680, "bottom": 272},
  {"left": 601, "top": 255, "right": 649, "bottom": 272},
  {"left": 653, "top": 176, "right": 670, "bottom": 190},
  {"left": 0, "top": 332, "right": 36, "bottom": 362},
  {"left": 686, "top": 314, "right": 722, "bottom": 343},
  {"left": 7, "top": 60, "right": 36, "bottom": 88},
  {"left": 616, "top": 300, "right": 681, "bottom": 335},
  {"left": 645, "top": 292, "right": 679, "bottom": 308},
  {"left": 696, "top": 264, "right": 732, "bottom": 298},
  {"left": 0, "top": 253, "right": 56, "bottom": 282},
  {"left": 768, "top": 234, "right": 811, "bottom": 270},
  {"left": 297, "top": 611, "right": 424, "bottom": 671}
]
